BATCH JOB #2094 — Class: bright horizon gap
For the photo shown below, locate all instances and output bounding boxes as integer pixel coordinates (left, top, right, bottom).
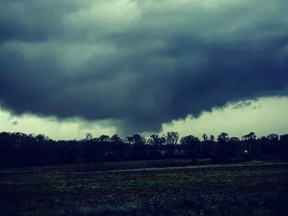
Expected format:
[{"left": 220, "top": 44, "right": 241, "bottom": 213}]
[{"left": 0, "top": 96, "right": 287, "bottom": 141}]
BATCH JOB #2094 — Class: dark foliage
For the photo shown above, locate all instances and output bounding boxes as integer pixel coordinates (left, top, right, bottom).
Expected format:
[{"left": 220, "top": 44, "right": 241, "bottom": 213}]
[{"left": 0, "top": 131, "right": 287, "bottom": 168}]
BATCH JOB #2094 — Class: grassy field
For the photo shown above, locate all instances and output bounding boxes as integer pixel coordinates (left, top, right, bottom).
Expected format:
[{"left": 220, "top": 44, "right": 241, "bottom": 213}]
[{"left": 0, "top": 161, "right": 287, "bottom": 216}]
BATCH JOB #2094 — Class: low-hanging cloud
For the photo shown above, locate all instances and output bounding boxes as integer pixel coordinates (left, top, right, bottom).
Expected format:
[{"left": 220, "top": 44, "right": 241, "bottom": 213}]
[{"left": 0, "top": 0, "right": 288, "bottom": 135}]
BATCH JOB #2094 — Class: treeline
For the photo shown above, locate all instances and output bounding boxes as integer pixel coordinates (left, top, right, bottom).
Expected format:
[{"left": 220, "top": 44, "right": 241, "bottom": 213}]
[{"left": 0, "top": 131, "right": 288, "bottom": 168}]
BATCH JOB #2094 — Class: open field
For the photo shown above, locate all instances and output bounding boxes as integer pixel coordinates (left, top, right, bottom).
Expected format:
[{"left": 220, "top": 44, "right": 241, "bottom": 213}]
[{"left": 0, "top": 161, "right": 288, "bottom": 216}]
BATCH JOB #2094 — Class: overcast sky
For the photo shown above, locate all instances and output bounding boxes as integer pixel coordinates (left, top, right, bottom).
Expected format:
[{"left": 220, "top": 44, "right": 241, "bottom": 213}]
[{"left": 0, "top": 0, "right": 287, "bottom": 139}]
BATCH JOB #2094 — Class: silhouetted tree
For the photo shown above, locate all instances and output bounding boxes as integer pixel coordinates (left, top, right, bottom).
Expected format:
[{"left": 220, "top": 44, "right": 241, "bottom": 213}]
[
  {"left": 147, "top": 134, "right": 165, "bottom": 159},
  {"left": 217, "top": 132, "right": 229, "bottom": 143},
  {"left": 210, "top": 135, "right": 215, "bottom": 142},
  {"left": 165, "top": 132, "right": 179, "bottom": 145},
  {"left": 0, "top": 130, "right": 286, "bottom": 168},
  {"left": 149, "top": 134, "right": 166, "bottom": 146},
  {"left": 242, "top": 132, "right": 257, "bottom": 157},
  {"left": 280, "top": 134, "right": 288, "bottom": 159},
  {"left": 202, "top": 134, "right": 208, "bottom": 142},
  {"left": 85, "top": 133, "right": 93, "bottom": 140},
  {"left": 181, "top": 135, "right": 200, "bottom": 158},
  {"left": 242, "top": 132, "right": 257, "bottom": 141},
  {"left": 126, "top": 134, "right": 146, "bottom": 160},
  {"left": 211, "top": 132, "right": 231, "bottom": 163}
]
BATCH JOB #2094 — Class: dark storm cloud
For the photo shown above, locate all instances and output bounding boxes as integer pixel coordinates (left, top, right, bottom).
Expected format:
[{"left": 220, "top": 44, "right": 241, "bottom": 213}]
[{"left": 0, "top": 0, "right": 288, "bottom": 135}]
